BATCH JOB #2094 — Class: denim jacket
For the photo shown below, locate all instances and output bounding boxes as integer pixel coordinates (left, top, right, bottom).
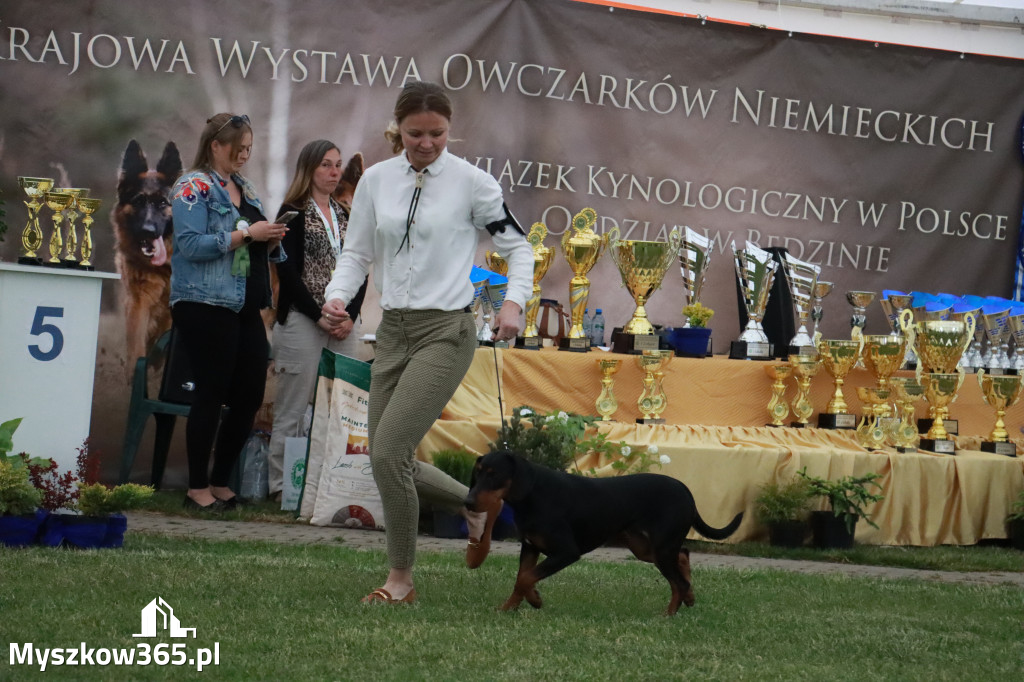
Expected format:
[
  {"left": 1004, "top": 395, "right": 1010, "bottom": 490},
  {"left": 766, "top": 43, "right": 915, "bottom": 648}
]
[{"left": 169, "top": 169, "right": 286, "bottom": 312}]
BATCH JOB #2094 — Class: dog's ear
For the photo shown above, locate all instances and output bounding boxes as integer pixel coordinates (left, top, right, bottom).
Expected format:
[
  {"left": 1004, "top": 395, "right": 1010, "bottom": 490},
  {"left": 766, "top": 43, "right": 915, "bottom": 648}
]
[
  {"left": 118, "top": 140, "right": 147, "bottom": 203},
  {"left": 341, "top": 152, "right": 364, "bottom": 188},
  {"left": 156, "top": 142, "right": 183, "bottom": 188},
  {"left": 505, "top": 454, "right": 536, "bottom": 501}
]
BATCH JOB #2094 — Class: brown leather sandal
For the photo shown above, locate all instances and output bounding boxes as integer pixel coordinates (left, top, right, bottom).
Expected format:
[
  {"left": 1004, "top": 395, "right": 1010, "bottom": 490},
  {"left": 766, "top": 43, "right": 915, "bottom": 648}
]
[{"left": 360, "top": 587, "right": 417, "bottom": 605}]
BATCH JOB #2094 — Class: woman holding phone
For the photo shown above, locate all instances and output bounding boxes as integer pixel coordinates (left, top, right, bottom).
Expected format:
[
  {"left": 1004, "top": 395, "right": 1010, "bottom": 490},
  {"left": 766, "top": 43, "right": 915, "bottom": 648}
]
[
  {"left": 170, "top": 112, "right": 287, "bottom": 511},
  {"left": 267, "top": 139, "right": 367, "bottom": 501}
]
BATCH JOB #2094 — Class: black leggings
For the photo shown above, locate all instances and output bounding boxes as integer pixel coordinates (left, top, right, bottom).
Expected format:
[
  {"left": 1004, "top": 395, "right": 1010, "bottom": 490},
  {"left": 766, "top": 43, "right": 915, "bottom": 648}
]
[{"left": 171, "top": 302, "right": 268, "bottom": 490}]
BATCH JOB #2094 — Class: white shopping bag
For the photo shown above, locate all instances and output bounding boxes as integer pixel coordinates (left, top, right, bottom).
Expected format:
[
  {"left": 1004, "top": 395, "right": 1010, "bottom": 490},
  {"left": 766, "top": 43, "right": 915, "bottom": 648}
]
[{"left": 299, "top": 349, "right": 383, "bottom": 529}]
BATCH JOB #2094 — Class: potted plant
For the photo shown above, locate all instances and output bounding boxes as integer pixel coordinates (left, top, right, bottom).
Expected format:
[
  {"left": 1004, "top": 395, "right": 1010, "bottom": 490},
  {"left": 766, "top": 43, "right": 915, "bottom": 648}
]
[
  {"left": 430, "top": 448, "right": 478, "bottom": 539},
  {"left": 669, "top": 303, "right": 714, "bottom": 357},
  {"left": 1006, "top": 489, "right": 1024, "bottom": 551},
  {"left": 74, "top": 482, "right": 154, "bottom": 548},
  {"left": 753, "top": 477, "right": 813, "bottom": 548},
  {"left": 0, "top": 418, "right": 48, "bottom": 546},
  {"left": 797, "top": 467, "right": 884, "bottom": 549}
]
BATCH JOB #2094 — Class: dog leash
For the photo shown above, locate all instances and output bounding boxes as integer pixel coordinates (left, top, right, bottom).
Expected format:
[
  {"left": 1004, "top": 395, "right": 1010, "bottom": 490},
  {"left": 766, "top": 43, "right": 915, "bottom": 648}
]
[{"left": 490, "top": 341, "right": 510, "bottom": 448}]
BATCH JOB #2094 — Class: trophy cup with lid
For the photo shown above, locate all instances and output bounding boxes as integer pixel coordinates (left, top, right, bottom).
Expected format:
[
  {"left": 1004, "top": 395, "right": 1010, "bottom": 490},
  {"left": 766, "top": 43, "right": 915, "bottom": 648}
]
[
  {"left": 560, "top": 208, "right": 606, "bottom": 352},
  {"left": 516, "top": 222, "right": 555, "bottom": 350}
]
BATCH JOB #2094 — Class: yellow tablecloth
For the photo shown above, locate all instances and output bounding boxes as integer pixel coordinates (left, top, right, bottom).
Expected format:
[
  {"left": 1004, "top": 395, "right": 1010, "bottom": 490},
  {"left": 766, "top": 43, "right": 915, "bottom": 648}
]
[{"left": 419, "top": 347, "right": 1024, "bottom": 546}]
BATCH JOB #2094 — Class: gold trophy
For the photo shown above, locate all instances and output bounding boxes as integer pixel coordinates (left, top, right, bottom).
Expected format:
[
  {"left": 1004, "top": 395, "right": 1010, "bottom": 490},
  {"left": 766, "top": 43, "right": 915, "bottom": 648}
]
[
  {"left": 607, "top": 226, "right": 681, "bottom": 354},
  {"left": 977, "top": 370, "right": 1022, "bottom": 456},
  {"left": 730, "top": 241, "right": 779, "bottom": 360},
  {"left": 53, "top": 188, "right": 88, "bottom": 268},
  {"left": 861, "top": 333, "right": 906, "bottom": 434},
  {"left": 880, "top": 290, "right": 916, "bottom": 367},
  {"left": 485, "top": 251, "right": 508, "bottom": 277},
  {"left": 764, "top": 364, "right": 792, "bottom": 427},
  {"left": 810, "top": 280, "right": 834, "bottom": 342},
  {"left": 636, "top": 349, "right": 673, "bottom": 424},
  {"left": 75, "top": 197, "right": 102, "bottom": 270},
  {"left": 17, "top": 176, "right": 55, "bottom": 265},
  {"left": 816, "top": 338, "right": 862, "bottom": 429},
  {"left": 516, "top": 223, "right": 555, "bottom": 349},
  {"left": 855, "top": 386, "right": 891, "bottom": 450},
  {"left": 781, "top": 253, "right": 821, "bottom": 355},
  {"left": 595, "top": 358, "right": 623, "bottom": 421},
  {"left": 899, "top": 310, "right": 975, "bottom": 451},
  {"left": 918, "top": 373, "right": 962, "bottom": 453},
  {"left": 889, "top": 377, "right": 923, "bottom": 452},
  {"left": 788, "top": 353, "right": 820, "bottom": 427},
  {"left": 560, "top": 208, "right": 606, "bottom": 352},
  {"left": 42, "top": 191, "right": 75, "bottom": 267}
]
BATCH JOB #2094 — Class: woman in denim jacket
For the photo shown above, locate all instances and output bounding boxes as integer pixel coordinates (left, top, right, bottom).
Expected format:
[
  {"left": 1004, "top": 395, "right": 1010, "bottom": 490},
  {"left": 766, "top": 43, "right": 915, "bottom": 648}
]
[{"left": 170, "top": 113, "right": 287, "bottom": 511}]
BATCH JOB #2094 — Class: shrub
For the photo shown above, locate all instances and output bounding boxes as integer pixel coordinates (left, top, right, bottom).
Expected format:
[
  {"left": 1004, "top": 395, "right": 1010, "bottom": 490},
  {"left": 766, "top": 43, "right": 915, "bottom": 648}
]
[
  {"left": 431, "top": 449, "right": 477, "bottom": 487},
  {"left": 754, "top": 478, "right": 813, "bottom": 524}
]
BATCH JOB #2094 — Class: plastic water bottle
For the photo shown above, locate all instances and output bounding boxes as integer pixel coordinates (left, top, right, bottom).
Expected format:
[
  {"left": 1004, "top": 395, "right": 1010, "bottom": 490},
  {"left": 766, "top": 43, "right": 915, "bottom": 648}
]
[
  {"left": 583, "top": 308, "right": 593, "bottom": 342},
  {"left": 592, "top": 309, "right": 606, "bottom": 347}
]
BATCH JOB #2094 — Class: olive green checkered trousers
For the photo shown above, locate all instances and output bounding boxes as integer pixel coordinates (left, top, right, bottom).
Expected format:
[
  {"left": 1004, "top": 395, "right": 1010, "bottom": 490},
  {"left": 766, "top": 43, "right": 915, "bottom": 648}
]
[{"left": 368, "top": 308, "right": 479, "bottom": 569}]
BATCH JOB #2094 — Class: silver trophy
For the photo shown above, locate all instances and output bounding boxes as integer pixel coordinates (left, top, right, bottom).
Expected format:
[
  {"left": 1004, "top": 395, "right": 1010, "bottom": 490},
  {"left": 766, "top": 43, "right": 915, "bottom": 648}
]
[
  {"left": 846, "top": 291, "right": 876, "bottom": 338},
  {"left": 1008, "top": 310, "right": 1024, "bottom": 371},
  {"left": 471, "top": 268, "right": 491, "bottom": 343},
  {"left": 781, "top": 253, "right": 820, "bottom": 354},
  {"left": 679, "top": 226, "right": 712, "bottom": 325},
  {"left": 979, "top": 306, "right": 1011, "bottom": 372},
  {"left": 951, "top": 303, "right": 983, "bottom": 372},
  {"left": 730, "top": 240, "right": 778, "bottom": 360},
  {"left": 810, "top": 280, "right": 833, "bottom": 341},
  {"left": 483, "top": 278, "right": 509, "bottom": 347}
]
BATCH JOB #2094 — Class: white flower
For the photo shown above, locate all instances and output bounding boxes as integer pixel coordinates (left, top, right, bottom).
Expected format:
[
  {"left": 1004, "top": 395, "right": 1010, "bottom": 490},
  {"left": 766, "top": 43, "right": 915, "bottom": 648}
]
[
  {"left": 648, "top": 445, "right": 659, "bottom": 455},
  {"left": 557, "top": 411, "right": 569, "bottom": 423},
  {"left": 545, "top": 415, "right": 554, "bottom": 423},
  {"left": 519, "top": 408, "right": 533, "bottom": 417},
  {"left": 620, "top": 445, "right": 632, "bottom": 457},
  {"left": 659, "top": 455, "right": 671, "bottom": 465}
]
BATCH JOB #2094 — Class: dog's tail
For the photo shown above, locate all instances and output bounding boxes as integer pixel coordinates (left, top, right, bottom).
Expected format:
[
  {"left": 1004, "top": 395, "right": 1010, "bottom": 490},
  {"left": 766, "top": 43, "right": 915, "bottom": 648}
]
[{"left": 693, "top": 511, "right": 744, "bottom": 541}]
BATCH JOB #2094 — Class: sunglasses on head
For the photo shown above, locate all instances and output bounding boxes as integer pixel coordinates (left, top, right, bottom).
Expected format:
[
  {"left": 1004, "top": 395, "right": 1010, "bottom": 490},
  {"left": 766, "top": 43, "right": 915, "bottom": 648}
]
[{"left": 210, "top": 114, "right": 250, "bottom": 136}]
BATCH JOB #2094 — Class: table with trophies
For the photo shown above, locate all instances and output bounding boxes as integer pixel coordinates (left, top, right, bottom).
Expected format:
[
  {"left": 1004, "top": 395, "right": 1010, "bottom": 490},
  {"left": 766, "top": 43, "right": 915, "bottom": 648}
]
[
  {"left": 418, "top": 208, "right": 1024, "bottom": 547},
  {"left": 0, "top": 177, "right": 117, "bottom": 474}
]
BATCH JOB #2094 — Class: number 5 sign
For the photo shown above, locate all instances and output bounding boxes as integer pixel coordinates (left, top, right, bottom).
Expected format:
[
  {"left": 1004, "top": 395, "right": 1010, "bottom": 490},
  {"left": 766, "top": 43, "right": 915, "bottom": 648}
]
[{"left": 0, "top": 264, "right": 119, "bottom": 473}]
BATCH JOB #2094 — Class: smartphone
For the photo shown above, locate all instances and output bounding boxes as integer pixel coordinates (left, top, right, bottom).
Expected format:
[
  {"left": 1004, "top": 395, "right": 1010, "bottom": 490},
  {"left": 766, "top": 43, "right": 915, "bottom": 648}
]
[{"left": 276, "top": 210, "right": 300, "bottom": 223}]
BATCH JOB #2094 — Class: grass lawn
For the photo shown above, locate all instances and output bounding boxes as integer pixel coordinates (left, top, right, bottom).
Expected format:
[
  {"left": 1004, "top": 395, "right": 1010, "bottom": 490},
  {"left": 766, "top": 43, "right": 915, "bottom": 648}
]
[{"left": 2, "top": 531, "right": 1023, "bottom": 681}]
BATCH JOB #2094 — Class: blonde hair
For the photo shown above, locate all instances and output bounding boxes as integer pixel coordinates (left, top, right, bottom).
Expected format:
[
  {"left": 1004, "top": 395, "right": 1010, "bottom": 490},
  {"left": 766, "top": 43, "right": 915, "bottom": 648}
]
[
  {"left": 383, "top": 81, "right": 453, "bottom": 154},
  {"left": 190, "top": 113, "right": 253, "bottom": 171}
]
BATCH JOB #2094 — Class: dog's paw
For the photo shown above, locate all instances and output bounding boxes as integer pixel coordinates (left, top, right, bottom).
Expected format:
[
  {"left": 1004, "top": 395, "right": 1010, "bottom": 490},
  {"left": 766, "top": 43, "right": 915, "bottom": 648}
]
[
  {"left": 525, "top": 588, "right": 543, "bottom": 609},
  {"left": 499, "top": 594, "right": 523, "bottom": 611}
]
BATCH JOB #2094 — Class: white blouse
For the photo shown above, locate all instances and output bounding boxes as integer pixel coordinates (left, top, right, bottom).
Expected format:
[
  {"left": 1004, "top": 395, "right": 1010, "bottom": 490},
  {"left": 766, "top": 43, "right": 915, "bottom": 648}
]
[{"left": 325, "top": 148, "right": 533, "bottom": 312}]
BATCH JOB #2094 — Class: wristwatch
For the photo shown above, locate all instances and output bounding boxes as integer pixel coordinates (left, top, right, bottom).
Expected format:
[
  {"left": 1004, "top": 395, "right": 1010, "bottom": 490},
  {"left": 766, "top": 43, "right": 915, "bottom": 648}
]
[{"left": 240, "top": 226, "right": 253, "bottom": 244}]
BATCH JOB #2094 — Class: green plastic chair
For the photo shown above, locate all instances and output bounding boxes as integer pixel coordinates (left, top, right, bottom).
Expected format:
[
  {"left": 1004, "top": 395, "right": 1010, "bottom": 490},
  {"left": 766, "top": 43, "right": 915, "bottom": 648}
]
[{"left": 119, "top": 330, "right": 192, "bottom": 488}]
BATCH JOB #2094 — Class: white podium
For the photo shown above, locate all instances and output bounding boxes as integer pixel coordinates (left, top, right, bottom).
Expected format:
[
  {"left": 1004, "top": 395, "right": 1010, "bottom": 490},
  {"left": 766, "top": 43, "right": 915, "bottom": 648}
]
[{"left": 0, "top": 263, "right": 119, "bottom": 473}]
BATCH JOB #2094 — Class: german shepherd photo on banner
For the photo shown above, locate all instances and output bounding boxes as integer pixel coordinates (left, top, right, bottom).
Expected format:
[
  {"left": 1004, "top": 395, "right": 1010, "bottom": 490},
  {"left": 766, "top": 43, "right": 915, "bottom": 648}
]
[{"left": 112, "top": 139, "right": 182, "bottom": 372}]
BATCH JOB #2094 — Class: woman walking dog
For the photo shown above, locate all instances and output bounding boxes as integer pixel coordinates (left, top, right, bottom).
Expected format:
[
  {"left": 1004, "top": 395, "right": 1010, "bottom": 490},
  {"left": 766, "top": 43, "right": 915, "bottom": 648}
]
[{"left": 322, "top": 82, "right": 533, "bottom": 604}]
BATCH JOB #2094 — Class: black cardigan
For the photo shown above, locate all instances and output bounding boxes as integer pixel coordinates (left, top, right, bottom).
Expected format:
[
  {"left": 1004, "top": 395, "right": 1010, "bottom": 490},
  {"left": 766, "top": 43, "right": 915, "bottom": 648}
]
[{"left": 274, "top": 200, "right": 367, "bottom": 326}]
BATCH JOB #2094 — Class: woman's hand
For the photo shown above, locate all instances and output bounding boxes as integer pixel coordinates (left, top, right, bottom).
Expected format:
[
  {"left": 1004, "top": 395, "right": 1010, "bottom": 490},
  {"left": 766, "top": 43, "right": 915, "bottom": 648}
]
[
  {"left": 248, "top": 220, "right": 288, "bottom": 244},
  {"left": 330, "top": 317, "right": 354, "bottom": 340},
  {"left": 321, "top": 299, "right": 351, "bottom": 331},
  {"left": 492, "top": 301, "right": 523, "bottom": 343}
]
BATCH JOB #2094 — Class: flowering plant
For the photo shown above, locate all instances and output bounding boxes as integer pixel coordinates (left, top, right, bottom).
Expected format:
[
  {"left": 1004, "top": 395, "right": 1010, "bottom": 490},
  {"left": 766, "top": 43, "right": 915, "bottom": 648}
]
[
  {"left": 491, "top": 406, "right": 669, "bottom": 477},
  {"left": 682, "top": 302, "right": 714, "bottom": 328}
]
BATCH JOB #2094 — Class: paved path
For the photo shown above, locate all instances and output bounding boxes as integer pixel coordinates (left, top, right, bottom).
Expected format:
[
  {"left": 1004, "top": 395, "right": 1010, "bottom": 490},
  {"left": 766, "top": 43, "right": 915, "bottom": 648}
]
[{"left": 124, "top": 511, "right": 1024, "bottom": 588}]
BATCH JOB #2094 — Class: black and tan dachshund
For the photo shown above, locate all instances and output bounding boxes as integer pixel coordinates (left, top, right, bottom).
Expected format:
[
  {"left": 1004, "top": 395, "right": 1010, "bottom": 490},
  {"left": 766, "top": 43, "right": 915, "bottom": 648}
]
[{"left": 466, "top": 450, "right": 743, "bottom": 615}]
